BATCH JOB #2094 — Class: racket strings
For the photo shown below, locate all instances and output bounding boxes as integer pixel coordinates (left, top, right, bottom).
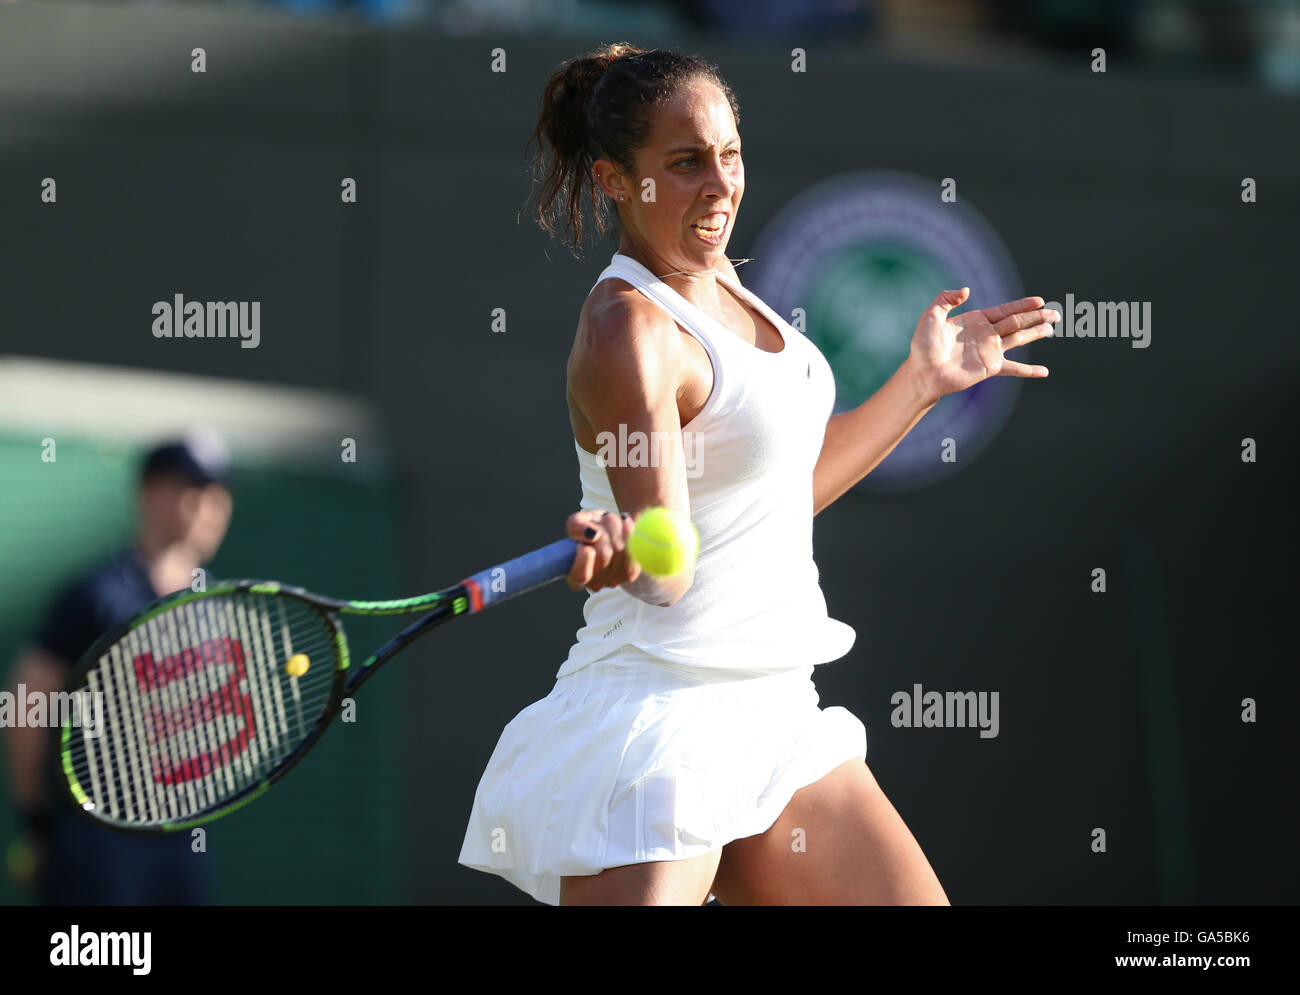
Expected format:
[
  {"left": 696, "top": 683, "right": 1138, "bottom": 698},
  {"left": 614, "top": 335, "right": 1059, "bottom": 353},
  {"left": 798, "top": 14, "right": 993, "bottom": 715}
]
[{"left": 63, "top": 593, "right": 340, "bottom": 828}]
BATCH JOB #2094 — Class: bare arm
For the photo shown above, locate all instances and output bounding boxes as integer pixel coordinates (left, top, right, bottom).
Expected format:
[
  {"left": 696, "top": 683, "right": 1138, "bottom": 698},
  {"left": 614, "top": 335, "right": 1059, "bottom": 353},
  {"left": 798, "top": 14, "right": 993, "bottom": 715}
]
[
  {"left": 3, "top": 646, "right": 68, "bottom": 815},
  {"left": 813, "top": 356, "right": 936, "bottom": 516},
  {"left": 566, "top": 289, "right": 697, "bottom": 607}
]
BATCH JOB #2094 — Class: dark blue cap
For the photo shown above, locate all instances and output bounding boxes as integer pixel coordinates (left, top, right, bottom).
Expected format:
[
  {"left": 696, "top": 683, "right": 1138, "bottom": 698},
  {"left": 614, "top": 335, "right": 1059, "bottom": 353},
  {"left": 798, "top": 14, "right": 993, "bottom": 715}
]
[{"left": 140, "top": 429, "right": 231, "bottom": 487}]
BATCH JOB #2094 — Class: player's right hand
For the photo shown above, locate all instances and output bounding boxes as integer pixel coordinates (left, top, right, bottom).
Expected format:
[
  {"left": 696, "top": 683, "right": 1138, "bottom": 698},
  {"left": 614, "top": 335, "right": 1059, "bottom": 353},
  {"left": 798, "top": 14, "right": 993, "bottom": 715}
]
[{"left": 565, "top": 509, "right": 642, "bottom": 593}]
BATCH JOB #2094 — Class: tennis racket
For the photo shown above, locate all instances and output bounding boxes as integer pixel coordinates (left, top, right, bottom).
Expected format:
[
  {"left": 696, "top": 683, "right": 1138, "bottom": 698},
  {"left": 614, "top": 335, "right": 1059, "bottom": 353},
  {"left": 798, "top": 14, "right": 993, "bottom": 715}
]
[{"left": 55, "top": 534, "right": 587, "bottom": 834}]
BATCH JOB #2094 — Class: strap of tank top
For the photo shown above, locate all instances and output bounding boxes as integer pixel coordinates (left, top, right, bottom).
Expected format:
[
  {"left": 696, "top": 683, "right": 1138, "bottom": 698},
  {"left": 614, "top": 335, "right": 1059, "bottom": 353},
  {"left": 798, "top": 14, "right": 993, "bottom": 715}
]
[{"left": 591, "top": 254, "right": 721, "bottom": 352}]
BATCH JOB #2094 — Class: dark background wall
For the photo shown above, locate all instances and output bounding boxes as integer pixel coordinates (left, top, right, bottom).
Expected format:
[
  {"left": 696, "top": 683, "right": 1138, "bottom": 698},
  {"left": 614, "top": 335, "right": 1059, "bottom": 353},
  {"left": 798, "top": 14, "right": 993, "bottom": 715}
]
[{"left": 1, "top": 1, "right": 1296, "bottom": 904}]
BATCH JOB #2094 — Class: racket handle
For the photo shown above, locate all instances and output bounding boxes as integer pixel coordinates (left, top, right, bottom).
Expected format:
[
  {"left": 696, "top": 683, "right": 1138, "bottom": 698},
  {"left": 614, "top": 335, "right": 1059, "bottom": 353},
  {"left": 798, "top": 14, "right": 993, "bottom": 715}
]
[{"left": 460, "top": 537, "right": 579, "bottom": 612}]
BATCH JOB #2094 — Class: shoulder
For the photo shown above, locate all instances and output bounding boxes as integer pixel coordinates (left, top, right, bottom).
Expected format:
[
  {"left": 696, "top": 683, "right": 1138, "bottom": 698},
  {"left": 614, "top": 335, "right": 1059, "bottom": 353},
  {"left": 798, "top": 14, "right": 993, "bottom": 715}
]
[
  {"left": 577, "top": 278, "right": 681, "bottom": 355},
  {"left": 34, "top": 549, "right": 154, "bottom": 662},
  {"left": 568, "top": 279, "right": 683, "bottom": 395},
  {"left": 32, "top": 560, "right": 111, "bottom": 662},
  {"left": 47, "top": 553, "right": 122, "bottom": 611},
  {"left": 80, "top": 548, "right": 140, "bottom": 593},
  {"left": 46, "top": 549, "right": 143, "bottom": 624}
]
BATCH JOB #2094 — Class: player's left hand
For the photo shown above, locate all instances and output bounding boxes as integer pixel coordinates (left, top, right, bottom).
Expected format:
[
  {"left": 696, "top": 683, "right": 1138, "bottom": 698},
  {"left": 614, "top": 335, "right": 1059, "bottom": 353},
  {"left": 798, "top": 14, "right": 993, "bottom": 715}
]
[{"left": 907, "top": 288, "right": 1056, "bottom": 403}]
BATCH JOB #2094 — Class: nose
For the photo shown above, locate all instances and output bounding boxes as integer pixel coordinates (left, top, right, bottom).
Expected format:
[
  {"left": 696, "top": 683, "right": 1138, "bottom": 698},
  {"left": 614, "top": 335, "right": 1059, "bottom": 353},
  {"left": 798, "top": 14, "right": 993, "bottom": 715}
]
[{"left": 701, "top": 152, "right": 737, "bottom": 200}]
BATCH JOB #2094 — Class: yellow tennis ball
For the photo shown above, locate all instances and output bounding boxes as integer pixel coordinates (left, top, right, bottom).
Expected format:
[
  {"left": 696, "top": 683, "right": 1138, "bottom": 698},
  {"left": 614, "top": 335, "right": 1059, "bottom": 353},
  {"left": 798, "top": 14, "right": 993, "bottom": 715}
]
[
  {"left": 627, "top": 507, "right": 699, "bottom": 577},
  {"left": 286, "top": 653, "right": 310, "bottom": 678}
]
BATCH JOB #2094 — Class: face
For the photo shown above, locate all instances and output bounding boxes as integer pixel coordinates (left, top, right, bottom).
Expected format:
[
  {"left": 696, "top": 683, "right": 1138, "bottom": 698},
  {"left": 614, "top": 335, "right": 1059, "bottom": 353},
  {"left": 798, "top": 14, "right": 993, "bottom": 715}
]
[
  {"left": 141, "top": 478, "right": 233, "bottom": 562},
  {"left": 596, "top": 77, "right": 743, "bottom": 275},
  {"left": 186, "top": 483, "right": 233, "bottom": 562}
]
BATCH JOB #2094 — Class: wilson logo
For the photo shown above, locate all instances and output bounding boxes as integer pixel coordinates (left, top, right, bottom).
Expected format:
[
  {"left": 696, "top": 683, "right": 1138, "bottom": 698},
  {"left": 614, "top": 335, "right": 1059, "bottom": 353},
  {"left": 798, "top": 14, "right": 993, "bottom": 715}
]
[{"left": 132, "top": 636, "right": 256, "bottom": 784}]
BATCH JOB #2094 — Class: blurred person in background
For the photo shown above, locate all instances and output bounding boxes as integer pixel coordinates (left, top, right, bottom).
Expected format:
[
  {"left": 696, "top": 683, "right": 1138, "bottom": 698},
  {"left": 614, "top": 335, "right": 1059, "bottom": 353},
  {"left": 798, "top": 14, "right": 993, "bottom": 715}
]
[{"left": 3, "top": 430, "right": 233, "bottom": 904}]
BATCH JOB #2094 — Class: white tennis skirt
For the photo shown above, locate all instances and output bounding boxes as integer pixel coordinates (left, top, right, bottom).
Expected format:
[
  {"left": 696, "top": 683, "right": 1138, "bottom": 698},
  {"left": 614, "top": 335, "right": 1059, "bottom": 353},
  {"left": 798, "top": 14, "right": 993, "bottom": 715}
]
[{"left": 457, "top": 643, "right": 868, "bottom": 905}]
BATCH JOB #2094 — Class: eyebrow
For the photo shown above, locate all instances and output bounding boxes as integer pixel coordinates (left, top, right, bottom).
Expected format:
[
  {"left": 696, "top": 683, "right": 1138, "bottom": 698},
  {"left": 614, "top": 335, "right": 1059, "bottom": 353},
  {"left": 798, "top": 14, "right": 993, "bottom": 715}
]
[{"left": 664, "top": 140, "right": 742, "bottom": 156}]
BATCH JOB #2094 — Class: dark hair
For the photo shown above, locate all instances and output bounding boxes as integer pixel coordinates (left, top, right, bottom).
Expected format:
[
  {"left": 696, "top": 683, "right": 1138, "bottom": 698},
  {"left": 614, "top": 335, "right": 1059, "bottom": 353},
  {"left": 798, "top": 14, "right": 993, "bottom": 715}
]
[{"left": 527, "top": 43, "right": 740, "bottom": 256}]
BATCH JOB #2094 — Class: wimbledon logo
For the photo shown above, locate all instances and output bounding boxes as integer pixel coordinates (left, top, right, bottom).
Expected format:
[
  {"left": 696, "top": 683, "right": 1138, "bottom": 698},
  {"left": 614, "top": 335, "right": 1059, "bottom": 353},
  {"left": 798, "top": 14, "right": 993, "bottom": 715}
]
[{"left": 748, "top": 171, "right": 1026, "bottom": 493}]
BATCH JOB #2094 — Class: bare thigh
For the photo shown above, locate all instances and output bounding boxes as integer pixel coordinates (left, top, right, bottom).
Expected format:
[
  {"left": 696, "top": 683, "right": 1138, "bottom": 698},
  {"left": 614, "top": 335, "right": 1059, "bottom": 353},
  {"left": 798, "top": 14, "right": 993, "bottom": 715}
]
[
  {"left": 560, "top": 848, "right": 721, "bottom": 906},
  {"left": 710, "top": 758, "right": 950, "bottom": 905}
]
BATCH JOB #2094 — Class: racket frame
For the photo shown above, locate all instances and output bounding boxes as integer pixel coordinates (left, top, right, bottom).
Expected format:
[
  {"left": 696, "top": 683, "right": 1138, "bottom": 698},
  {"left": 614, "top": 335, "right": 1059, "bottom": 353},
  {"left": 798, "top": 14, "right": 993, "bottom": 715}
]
[
  {"left": 54, "top": 536, "right": 580, "bottom": 834},
  {"left": 55, "top": 579, "right": 465, "bottom": 834}
]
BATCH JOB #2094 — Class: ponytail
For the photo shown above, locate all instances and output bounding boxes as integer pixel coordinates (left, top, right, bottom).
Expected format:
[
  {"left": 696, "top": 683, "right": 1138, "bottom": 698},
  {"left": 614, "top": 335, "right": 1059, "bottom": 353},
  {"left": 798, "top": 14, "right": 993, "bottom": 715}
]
[{"left": 527, "top": 43, "right": 738, "bottom": 257}]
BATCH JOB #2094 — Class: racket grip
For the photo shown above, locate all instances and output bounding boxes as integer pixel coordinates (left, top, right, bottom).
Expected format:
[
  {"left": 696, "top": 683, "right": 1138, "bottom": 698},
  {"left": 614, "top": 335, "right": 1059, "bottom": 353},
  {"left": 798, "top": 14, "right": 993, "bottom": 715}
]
[{"left": 460, "top": 537, "right": 579, "bottom": 612}]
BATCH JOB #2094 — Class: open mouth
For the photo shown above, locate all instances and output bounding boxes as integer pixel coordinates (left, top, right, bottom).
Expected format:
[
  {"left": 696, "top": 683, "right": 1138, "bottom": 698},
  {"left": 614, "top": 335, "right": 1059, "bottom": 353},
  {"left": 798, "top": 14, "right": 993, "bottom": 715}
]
[{"left": 690, "top": 213, "right": 728, "bottom": 242}]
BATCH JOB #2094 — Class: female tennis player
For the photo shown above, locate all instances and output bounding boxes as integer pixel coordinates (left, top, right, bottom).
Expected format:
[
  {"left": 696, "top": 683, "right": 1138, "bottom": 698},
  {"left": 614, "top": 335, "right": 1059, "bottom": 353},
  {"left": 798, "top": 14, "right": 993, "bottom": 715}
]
[{"left": 459, "top": 44, "right": 1054, "bottom": 905}]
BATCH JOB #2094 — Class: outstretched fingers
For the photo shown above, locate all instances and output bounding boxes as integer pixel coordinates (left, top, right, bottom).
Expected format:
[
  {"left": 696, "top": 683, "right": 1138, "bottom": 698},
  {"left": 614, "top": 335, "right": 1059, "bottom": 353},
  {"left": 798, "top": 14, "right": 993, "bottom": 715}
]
[
  {"left": 996, "top": 358, "right": 1049, "bottom": 379},
  {"left": 981, "top": 295, "right": 1045, "bottom": 325},
  {"left": 992, "top": 305, "right": 1059, "bottom": 336},
  {"left": 930, "top": 287, "right": 971, "bottom": 315},
  {"left": 999, "top": 319, "right": 1056, "bottom": 351}
]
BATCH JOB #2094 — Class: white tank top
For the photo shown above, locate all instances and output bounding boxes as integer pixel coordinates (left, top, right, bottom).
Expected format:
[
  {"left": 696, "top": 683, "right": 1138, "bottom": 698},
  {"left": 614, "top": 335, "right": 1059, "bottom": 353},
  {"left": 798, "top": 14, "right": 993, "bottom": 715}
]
[{"left": 556, "top": 251, "right": 856, "bottom": 677}]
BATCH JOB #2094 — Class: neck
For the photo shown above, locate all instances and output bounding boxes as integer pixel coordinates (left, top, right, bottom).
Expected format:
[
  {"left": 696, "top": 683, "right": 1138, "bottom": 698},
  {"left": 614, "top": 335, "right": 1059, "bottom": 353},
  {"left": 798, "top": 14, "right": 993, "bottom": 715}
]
[
  {"left": 134, "top": 533, "right": 199, "bottom": 598},
  {"left": 617, "top": 237, "right": 726, "bottom": 309}
]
